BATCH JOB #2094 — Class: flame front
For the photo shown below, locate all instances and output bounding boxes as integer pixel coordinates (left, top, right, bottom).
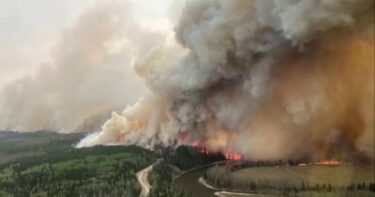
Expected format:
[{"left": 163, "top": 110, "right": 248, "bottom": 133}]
[
  {"left": 315, "top": 159, "right": 341, "bottom": 166},
  {"left": 224, "top": 152, "right": 242, "bottom": 161}
]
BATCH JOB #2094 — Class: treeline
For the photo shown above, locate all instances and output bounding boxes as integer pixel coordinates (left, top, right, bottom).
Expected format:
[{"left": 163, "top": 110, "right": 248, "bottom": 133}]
[
  {"left": 165, "top": 146, "right": 225, "bottom": 171},
  {"left": 205, "top": 165, "right": 375, "bottom": 196},
  {"left": 236, "top": 159, "right": 311, "bottom": 169},
  {"left": 0, "top": 131, "right": 82, "bottom": 155},
  {"left": 0, "top": 145, "right": 153, "bottom": 171}
]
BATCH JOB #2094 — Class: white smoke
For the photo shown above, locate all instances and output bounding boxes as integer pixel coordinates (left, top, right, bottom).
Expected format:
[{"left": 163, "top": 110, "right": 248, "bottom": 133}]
[
  {"left": 78, "top": 0, "right": 372, "bottom": 159},
  {"left": 0, "top": 1, "right": 170, "bottom": 132},
  {"left": 2, "top": 0, "right": 371, "bottom": 161},
  {"left": 78, "top": 0, "right": 374, "bottom": 162}
]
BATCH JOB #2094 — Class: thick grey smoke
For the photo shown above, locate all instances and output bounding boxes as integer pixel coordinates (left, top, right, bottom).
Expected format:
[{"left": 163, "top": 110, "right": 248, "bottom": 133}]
[
  {"left": 18, "top": 0, "right": 375, "bottom": 161},
  {"left": 0, "top": 1, "right": 165, "bottom": 132}
]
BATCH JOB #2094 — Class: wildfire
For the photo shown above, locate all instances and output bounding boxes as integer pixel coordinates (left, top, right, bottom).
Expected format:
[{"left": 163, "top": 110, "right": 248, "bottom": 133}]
[
  {"left": 224, "top": 152, "right": 242, "bottom": 160},
  {"left": 191, "top": 140, "right": 201, "bottom": 147},
  {"left": 297, "top": 159, "right": 342, "bottom": 167},
  {"left": 315, "top": 159, "right": 341, "bottom": 166},
  {"left": 188, "top": 139, "right": 242, "bottom": 160}
]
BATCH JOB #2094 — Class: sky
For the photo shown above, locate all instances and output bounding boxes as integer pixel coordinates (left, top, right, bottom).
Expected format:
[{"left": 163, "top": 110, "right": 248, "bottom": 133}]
[{"left": 0, "top": 0, "right": 175, "bottom": 88}]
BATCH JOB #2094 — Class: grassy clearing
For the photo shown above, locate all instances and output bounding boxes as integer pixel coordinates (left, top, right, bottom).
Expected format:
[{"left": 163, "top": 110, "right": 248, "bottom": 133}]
[
  {"left": 296, "top": 190, "right": 375, "bottom": 197},
  {"left": 230, "top": 165, "right": 374, "bottom": 188},
  {"left": 205, "top": 164, "right": 375, "bottom": 197}
]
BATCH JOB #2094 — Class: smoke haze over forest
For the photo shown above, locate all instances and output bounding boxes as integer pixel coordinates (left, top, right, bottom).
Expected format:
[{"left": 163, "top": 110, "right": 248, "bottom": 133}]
[{"left": 0, "top": 0, "right": 374, "bottom": 162}]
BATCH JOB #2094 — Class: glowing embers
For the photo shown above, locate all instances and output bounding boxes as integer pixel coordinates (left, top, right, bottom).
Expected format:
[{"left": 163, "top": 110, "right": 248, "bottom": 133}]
[
  {"left": 296, "top": 159, "right": 342, "bottom": 167},
  {"left": 191, "top": 140, "right": 209, "bottom": 154},
  {"left": 224, "top": 152, "right": 242, "bottom": 160},
  {"left": 190, "top": 140, "right": 242, "bottom": 161},
  {"left": 315, "top": 159, "right": 341, "bottom": 166}
]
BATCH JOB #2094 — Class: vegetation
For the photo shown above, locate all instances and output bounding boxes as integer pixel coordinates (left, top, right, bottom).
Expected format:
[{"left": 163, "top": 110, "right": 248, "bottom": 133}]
[
  {"left": 149, "top": 160, "right": 190, "bottom": 197},
  {"left": 0, "top": 132, "right": 225, "bottom": 197},
  {"left": 4, "top": 131, "right": 373, "bottom": 197},
  {"left": 0, "top": 131, "right": 157, "bottom": 197},
  {"left": 148, "top": 146, "right": 226, "bottom": 197},
  {"left": 166, "top": 145, "right": 225, "bottom": 171},
  {"left": 205, "top": 163, "right": 375, "bottom": 197},
  {"left": 0, "top": 131, "right": 82, "bottom": 165}
]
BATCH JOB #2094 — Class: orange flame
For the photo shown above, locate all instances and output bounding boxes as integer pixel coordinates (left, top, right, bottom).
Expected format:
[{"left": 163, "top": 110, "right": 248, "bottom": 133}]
[
  {"left": 224, "top": 152, "right": 242, "bottom": 160},
  {"left": 315, "top": 159, "right": 341, "bottom": 166},
  {"left": 191, "top": 140, "right": 200, "bottom": 147},
  {"left": 189, "top": 140, "right": 242, "bottom": 160}
]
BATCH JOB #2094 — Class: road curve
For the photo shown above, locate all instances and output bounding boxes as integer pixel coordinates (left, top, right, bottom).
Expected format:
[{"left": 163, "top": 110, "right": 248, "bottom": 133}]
[
  {"left": 199, "top": 176, "right": 274, "bottom": 197},
  {"left": 137, "top": 163, "right": 154, "bottom": 197}
]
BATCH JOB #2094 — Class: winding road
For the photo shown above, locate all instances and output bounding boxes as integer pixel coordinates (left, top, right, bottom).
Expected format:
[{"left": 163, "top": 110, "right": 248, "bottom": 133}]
[
  {"left": 137, "top": 160, "right": 270, "bottom": 197},
  {"left": 199, "top": 177, "right": 273, "bottom": 197},
  {"left": 174, "top": 168, "right": 216, "bottom": 197},
  {"left": 137, "top": 163, "right": 155, "bottom": 197},
  {"left": 174, "top": 164, "right": 274, "bottom": 197}
]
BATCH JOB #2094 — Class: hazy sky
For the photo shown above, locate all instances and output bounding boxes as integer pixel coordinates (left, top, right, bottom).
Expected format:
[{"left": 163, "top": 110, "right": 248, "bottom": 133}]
[{"left": 0, "top": 0, "right": 174, "bottom": 88}]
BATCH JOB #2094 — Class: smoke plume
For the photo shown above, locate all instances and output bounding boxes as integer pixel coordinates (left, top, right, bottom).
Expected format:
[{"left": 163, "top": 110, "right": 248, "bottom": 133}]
[
  {"left": 0, "top": 1, "right": 168, "bottom": 132},
  {"left": 6, "top": 0, "right": 373, "bottom": 161}
]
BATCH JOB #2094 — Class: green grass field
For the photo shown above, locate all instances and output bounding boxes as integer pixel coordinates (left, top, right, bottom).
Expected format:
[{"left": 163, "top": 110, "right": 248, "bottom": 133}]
[
  {"left": 231, "top": 165, "right": 374, "bottom": 188},
  {"left": 206, "top": 163, "right": 375, "bottom": 197}
]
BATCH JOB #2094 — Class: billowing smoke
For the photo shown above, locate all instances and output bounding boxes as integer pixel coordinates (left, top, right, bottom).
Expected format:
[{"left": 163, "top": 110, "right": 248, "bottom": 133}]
[
  {"left": 23, "top": 0, "right": 375, "bottom": 161},
  {"left": 0, "top": 1, "right": 171, "bottom": 132}
]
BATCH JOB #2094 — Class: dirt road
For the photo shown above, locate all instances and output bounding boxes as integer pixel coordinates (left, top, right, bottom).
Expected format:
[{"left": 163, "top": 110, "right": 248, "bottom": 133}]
[{"left": 137, "top": 163, "right": 154, "bottom": 197}]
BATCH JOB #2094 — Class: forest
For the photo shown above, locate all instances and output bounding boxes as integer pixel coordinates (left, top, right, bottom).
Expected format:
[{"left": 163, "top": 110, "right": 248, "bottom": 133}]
[
  {"left": 0, "top": 132, "right": 157, "bottom": 197},
  {"left": 148, "top": 145, "right": 226, "bottom": 197},
  {"left": 0, "top": 132, "right": 226, "bottom": 197},
  {"left": 1, "top": 132, "right": 374, "bottom": 197}
]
